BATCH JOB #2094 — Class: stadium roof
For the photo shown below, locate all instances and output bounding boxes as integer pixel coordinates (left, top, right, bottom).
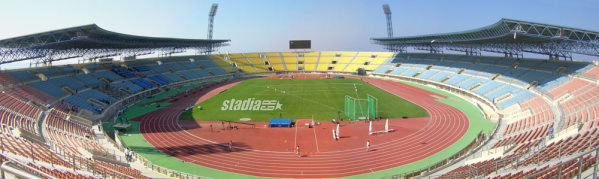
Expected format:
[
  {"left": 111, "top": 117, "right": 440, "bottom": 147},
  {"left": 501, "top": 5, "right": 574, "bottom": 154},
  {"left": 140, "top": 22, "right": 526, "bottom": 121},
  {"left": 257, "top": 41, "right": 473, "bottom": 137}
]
[
  {"left": 0, "top": 24, "right": 230, "bottom": 65},
  {"left": 373, "top": 18, "right": 599, "bottom": 59}
]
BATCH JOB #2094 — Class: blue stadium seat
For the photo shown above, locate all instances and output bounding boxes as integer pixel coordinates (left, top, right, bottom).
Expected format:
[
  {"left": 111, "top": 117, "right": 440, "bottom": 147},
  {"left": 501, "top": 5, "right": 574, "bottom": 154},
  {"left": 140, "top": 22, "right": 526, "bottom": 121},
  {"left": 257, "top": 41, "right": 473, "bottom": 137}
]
[
  {"left": 473, "top": 81, "right": 503, "bottom": 95},
  {"left": 148, "top": 75, "right": 169, "bottom": 85},
  {"left": 8, "top": 70, "right": 38, "bottom": 81},
  {"left": 444, "top": 75, "right": 469, "bottom": 86},
  {"left": 29, "top": 81, "right": 67, "bottom": 97},
  {"left": 111, "top": 81, "right": 143, "bottom": 93},
  {"left": 47, "top": 77, "right": 86, "bottom": 91},
  {"left": 374, "top": 65, "right": 392, "bottom": 74},
  {"left": 459, "top": 77, "right": 485, "bottom": 89},
  {"left": 93, "top": 70, "right": 123, "bottom": 81},
  {"left": 430, "top": 72, "right": 451, "bottom": 82},
  {"left": 163, "top": 73, "right": 184, "bottom": 82},
  {"left": 208, "top": 68, "right": 226, "bottom": 75},
  {"left": 112, "top": 67, "right": 136, "bottom": 78},
  {"left": 417, "top": 70, "right": 438, "bottom": 79},
  {"left": 131, "top": 78, "right": 157, "bottom": 89},
  {"left": 73, "top": 74, "right": 102, "bottom": 87}
]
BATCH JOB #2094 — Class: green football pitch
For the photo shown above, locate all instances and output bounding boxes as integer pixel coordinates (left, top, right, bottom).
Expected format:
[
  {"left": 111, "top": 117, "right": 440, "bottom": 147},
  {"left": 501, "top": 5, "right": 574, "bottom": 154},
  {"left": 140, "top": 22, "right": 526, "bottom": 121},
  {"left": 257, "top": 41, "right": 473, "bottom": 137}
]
[{"left": 180, "top": 78, "right": 428, "bottom": 122}]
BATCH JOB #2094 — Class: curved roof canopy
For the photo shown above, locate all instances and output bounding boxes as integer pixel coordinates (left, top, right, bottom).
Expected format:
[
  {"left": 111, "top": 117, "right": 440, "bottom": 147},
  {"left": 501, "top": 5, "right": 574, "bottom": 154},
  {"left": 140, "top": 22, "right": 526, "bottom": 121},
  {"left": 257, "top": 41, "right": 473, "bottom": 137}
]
[
  {"left": 0, "top": 24, "right": 229, "bottom": 65},
  {"left": 373, "top": 18, "right": 599, "bottom": 59}
]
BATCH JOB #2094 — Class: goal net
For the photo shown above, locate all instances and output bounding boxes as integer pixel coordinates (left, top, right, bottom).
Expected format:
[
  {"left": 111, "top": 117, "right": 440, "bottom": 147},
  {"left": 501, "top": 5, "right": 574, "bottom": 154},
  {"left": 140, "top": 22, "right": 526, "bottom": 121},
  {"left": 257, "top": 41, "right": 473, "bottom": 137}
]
[{"left": 344, "top": 95, "right": 377, "bottom": 120}]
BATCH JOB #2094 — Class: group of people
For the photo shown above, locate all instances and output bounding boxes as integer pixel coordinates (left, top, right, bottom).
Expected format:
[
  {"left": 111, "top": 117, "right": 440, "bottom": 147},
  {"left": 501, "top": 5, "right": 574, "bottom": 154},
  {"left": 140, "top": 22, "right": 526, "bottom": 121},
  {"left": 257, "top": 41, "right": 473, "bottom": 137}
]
[{"left": 124, "top": 147, "right": 134, "bottom": 162}]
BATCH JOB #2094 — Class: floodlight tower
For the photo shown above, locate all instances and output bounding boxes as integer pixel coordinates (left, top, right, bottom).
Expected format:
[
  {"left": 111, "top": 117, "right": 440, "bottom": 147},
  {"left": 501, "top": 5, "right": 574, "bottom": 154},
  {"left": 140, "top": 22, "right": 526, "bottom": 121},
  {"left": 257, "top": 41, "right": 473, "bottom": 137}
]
[
  {"left": 207, "top": 3, "right": 218, "bottom": 40},
  {"left": 206, "top": 3, "right": 218, "bottom": 54},
  {"left": 382, "top": 4, "right": 393, "bottom": 38}
]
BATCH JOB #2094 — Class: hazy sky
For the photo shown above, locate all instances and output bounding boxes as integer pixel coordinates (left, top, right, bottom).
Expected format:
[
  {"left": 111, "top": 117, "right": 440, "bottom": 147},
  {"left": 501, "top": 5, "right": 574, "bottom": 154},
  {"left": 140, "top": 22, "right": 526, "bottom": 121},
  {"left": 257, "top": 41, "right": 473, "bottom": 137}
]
[{"left": 0, "top": 0, "right": 598, "bottom": 68}]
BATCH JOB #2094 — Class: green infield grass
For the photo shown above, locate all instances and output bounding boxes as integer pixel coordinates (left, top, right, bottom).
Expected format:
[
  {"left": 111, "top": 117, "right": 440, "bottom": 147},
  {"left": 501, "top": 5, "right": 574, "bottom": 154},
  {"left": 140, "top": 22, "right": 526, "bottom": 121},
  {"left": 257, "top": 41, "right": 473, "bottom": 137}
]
[{"left": 180, "top": 78, "right": 428, "bottom": 122}]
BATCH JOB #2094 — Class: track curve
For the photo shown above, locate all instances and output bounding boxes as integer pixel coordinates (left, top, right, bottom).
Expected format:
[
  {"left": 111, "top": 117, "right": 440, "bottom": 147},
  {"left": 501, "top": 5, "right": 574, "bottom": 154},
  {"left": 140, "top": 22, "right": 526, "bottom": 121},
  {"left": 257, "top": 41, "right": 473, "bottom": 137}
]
[{"left": 138, "top": 76, "right": 469, "bottom": 178}]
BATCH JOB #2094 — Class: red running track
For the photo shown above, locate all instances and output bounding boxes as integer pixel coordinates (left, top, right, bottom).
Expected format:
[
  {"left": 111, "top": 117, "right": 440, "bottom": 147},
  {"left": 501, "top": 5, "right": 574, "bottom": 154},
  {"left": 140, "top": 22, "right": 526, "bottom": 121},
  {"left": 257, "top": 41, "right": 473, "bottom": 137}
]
[{"left": 139, "top": 76, "right": 469, "bottom": 178}]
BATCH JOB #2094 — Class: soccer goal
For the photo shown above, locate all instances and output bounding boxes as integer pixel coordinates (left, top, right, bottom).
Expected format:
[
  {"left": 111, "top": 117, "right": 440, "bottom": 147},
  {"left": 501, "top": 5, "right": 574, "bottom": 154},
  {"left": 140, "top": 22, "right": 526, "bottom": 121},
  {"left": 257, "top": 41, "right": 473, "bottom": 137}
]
[{"left": 344, "top": 94, "right": 377, "bottom": 120}]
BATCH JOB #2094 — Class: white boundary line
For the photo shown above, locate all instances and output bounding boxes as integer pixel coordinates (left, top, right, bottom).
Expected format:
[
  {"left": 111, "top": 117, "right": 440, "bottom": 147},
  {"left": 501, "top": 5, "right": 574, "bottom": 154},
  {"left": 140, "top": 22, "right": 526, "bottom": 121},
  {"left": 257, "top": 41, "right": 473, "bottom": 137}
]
[
  {"left": 312, "top": 120, "right": 320, "bottom": 153},
  {"left": 294, "top": 121, "right": 298, "bottom": 150}
]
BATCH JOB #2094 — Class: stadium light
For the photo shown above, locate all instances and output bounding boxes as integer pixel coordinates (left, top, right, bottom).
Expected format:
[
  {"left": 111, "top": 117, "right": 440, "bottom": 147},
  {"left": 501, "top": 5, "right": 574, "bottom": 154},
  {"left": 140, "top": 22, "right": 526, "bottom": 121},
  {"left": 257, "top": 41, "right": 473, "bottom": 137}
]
[
  {"left": 209, "top": 3, "right": 218, "bottom": 17},
  {"left": 382, "top": 4, "right": 391, "bottom": 15},
  {"left": 382, "top": 4, "right": 393, "bottom": 38},
  {"left": 207, "top": 3, "right": 218, "bottom": 54}
]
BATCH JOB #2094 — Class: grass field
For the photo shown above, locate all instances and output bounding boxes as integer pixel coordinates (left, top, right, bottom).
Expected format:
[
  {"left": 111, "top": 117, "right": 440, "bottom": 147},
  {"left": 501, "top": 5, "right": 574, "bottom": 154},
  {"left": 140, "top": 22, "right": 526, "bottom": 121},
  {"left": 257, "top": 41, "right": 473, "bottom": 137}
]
[
  {"left": 180, "top": 78, "right": 428, "bottom": 122},
  {"left": 111, "top": 77, "right": 494, "bottom": 178}
]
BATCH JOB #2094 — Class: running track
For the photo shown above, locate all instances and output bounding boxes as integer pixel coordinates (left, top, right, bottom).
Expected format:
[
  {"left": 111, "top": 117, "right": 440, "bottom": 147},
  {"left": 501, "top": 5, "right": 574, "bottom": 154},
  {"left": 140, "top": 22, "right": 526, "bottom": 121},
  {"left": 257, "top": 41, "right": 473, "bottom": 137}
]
[{"left": 139, "top": 76, "right": 469, "bottom": 178}]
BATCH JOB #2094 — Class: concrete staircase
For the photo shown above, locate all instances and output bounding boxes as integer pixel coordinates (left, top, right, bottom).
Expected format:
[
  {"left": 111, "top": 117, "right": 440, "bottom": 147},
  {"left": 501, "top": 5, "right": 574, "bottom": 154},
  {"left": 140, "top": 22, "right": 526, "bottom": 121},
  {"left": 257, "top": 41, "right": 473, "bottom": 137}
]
[{"left": 92, "top": 125, "right": 168, "bottom": 178}]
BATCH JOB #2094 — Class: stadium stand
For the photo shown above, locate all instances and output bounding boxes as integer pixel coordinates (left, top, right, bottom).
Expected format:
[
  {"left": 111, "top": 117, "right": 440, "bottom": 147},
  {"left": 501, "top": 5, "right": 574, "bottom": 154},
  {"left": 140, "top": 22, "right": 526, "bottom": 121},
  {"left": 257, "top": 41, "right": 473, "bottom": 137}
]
[{"left": 1, "top": 49, "right": 599, "bottom": 178}]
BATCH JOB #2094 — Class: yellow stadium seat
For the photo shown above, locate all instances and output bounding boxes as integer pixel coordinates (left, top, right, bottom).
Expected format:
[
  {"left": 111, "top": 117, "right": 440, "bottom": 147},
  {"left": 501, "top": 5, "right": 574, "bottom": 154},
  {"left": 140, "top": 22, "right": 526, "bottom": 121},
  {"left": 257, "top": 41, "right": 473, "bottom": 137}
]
[
  {"left": 231, "top": 58, "right": 249, "bottom": 65},
  {"left": 247, "top": 58, "right": 263, "bottom": 65},
  {"left": 273, "top": 64, "right": 285, "bottom": 71},
  {"left": 319, "top": 56, "right": 333, "bottom": 64},
  {"left": 254, "top": 65, "right": 269, "bottom": 72},
  {"left": 222, "top": 66, "right": 237, "bottom": 72},
  {"left": 320, "top": 51, "right": 336, "bottom": 56},
  {"left": 304, "top": 57, "right": 318, "bottom": 63},
  {"left": 264, "top": 52, "right": 281, "bottom": 57},
  {"left": 303, "top": 52, "right": 320, "bottom": 57},
  {"left": 357, "top": 52, "right": 376, "bottom": 57},
  {"left": 286, "top": 64, "right": 298, "bottom": 71},
  {"left": 239, "top": 65, "right": 256, "bottom": 72},
  {"left": 228, "top": 53, "right": 244, "bottom": 58},
  {"left": 352, "top": 58, "right": 367, "bottom": 64},
  {"left": 243, "top": 53, "right": 260, "bottom": 58},
  {"left": 337, "top": 57, "right": 353, "bottom": 64},
  {"left": 281, "top": 52, "right": 297, "bottom": 57},
  {"left": 344, "top": 64, "right": 361, "bottom": 72},
  {"left": 283, "top": 57, "right": 297, "bottom": 64},
  {"left": 333, "top": 64, "right": 347, "bottom": 71},
  {"left": 268, "top": 57, "right": 283, "bottom": 64},
  {"left": 364, "top": 65, "right": 380, "bottom": 70},
  {"left": 339, "top": 52, "right": 357, "bottom": 57},
  {"left": 304, "top": 64, "right": 316, "bottom": 71},
  {"left": 371, "top": 58, "right": 389, "bottom": 65},
  {"left": 316, "top": 64, "right": 329, "bottom": 71}
]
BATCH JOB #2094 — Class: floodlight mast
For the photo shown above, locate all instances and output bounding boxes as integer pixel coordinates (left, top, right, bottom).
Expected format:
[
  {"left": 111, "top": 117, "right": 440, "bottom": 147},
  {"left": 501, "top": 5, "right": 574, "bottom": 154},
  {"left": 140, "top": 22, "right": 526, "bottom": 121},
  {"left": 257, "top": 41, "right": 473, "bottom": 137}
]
[
  {"left": 382, "top": 4, "right": 393, "bottom": 38},
  {"left": 208, "top": 3, "right": 218, "bottom": 40},
  {"left": 207, "top": 3, "right": 218, "bottom": 54}
]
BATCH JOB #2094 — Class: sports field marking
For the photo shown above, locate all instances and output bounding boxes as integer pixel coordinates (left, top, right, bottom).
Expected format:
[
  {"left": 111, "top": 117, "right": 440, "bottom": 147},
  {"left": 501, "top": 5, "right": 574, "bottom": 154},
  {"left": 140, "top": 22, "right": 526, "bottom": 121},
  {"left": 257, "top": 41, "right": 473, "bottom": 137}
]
[
  {"left": 265, "top": 82, "right": 363, "bottom": 87},
  {"left": 294, "top": 122, "right": 298, "bottom": 150},
  {"left": 267, "top": 86, "right": 342, "bottom": 111},
  {"left": 313, "top": 121, "right": 320, "bottom": 153}
]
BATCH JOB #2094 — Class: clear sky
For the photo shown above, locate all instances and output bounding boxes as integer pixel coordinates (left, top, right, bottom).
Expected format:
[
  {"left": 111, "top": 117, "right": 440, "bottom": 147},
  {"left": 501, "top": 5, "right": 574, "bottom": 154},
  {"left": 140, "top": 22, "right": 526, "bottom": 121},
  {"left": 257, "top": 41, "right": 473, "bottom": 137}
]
[{"left": 0, "top": 0, "right": 598, "bottom": 68}]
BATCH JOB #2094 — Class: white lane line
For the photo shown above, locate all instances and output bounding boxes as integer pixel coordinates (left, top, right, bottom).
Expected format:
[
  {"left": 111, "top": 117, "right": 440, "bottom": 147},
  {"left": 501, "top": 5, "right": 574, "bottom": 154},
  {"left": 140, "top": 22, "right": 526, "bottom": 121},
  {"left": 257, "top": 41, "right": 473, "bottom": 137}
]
[
  {"left": 294, "top": 121, "right": 298, "bottom": 150},
  {"left": 313, "top": 121, "right": 320, "bottom": 153}
]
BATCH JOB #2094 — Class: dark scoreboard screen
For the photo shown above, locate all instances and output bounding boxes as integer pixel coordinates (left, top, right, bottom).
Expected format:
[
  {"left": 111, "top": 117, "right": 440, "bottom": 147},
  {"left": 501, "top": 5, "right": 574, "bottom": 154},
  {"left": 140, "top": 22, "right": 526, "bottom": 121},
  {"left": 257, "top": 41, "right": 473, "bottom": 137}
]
[{"left": 289, "top": 40, "right": 311, "bottom": 49}]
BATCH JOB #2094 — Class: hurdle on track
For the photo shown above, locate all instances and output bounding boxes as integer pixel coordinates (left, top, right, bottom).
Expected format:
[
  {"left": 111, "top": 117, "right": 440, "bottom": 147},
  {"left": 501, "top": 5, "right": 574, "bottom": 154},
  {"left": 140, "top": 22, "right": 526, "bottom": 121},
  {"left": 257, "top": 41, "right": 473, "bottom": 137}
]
[{"left": 369, "top": 119, "right": 394, "bottom": 135}]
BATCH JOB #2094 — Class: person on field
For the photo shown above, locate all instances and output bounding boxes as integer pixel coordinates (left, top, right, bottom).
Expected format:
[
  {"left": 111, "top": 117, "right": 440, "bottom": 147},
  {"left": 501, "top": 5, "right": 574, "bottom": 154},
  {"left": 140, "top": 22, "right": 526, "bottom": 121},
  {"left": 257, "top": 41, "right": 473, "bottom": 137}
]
[
  {"left": 296, "top": 145, "right": 300, "bottom": 157},
  {"left": 229, "top": 140, "right": 233, "bottom": 152},
  {"left": 366, "top": 140, "right": 370, "bottom": 152}
]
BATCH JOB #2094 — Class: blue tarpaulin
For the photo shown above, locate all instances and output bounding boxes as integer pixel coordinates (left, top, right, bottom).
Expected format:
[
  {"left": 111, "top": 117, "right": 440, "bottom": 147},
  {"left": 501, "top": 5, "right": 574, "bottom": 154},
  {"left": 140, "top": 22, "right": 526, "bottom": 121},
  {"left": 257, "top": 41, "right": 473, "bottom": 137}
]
[{"left": 269, "top": 119, "right": 292, "bottom": 128}]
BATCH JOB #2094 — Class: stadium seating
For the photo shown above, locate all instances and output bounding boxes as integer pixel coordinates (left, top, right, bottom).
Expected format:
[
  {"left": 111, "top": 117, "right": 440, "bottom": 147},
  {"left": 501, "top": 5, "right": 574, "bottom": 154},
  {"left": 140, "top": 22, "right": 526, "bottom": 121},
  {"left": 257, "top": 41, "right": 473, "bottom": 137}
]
[
  {"left": 1, "top": 51, "right": 598, "bottom": 178},
  {"left": 94, "top": 70, "right": 123, "bottom": 81},
  {"left": 29, "top": 80, "right": 68, "bottom": 97},
  {"left": 131, "top": 78, "right": 157, "bottom": 89},
  {"left": 74, "top": 73, "right": 103, "bottom": 87},
  {"left": 112, "top": 67, "right": 137, "bottom": 78},
  {"left": 111, "top": 81, "right": 143, "bottom": 93},
  {"left": 148, "top": 75, "right": 170, "bottom": 85}
]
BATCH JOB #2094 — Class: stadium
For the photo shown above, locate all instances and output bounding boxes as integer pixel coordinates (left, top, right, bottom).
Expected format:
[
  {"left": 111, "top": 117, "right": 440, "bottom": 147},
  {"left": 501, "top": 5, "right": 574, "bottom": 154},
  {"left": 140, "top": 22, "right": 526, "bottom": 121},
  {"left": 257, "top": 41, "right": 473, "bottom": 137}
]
[{"left": 1, "top": 1, "right": 599, "bottom": 179}]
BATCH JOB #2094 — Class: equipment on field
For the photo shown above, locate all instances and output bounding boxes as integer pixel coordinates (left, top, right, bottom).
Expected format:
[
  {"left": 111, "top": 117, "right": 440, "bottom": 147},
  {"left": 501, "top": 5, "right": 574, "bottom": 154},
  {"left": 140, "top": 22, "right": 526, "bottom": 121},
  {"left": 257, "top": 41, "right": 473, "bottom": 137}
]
[
  {"left": 344, "top": 94, "right": 378, "bottom": 120},
  {"left": 369, "top": 119, "right": 394, "bottom": 135}
]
